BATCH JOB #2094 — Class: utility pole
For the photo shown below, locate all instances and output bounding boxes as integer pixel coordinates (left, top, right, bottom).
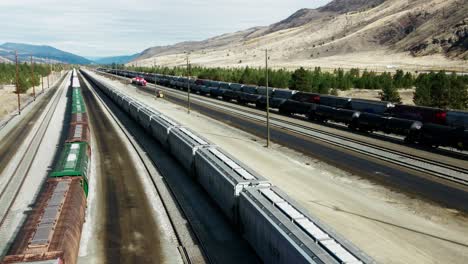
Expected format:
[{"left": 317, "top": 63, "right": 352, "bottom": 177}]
[
  {"left": 153, "top": 59, "right": 157, "bottom": 98},
  {"left": 47, "top": 57, "right": 50, "bottom": 89},
  {"left": 15, "top": 51, "right": 21, "bottom": 115},
  {"left": 30, "top": 55, "right": 36, "bottom": 100},
  {"left": 265, "top": 49, "right": 270, "bottom": 148},
  {"left": 186, "top": 55, "right": 191, "bottom": 114}
]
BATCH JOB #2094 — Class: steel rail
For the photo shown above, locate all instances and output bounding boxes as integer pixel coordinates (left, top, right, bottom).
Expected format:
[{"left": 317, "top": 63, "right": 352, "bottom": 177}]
[
  {"left": 0, "top": 72, "right": 68, "bottom": 228},
  {"left": 80, "top": 71, "right": 207, "bottom": 264}
]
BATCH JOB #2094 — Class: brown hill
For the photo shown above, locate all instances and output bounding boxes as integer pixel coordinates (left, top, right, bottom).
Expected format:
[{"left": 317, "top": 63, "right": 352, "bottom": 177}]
[{"left": 132, "top": 0, "right": 468, "bottom": 71}]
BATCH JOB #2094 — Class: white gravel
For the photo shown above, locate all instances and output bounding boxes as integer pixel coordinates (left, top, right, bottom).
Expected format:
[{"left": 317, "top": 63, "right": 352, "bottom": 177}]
[{"left": 88, "top": 71, "right": 468, "bottom": 264}]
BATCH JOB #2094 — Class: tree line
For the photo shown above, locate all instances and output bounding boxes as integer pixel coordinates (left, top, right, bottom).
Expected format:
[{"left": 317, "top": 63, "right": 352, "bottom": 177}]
[
  {"left": 0, "top": 63, "right": 65, "bottom": 93},
  {"left": 117, "top": 64, "right": 468, "bottom": 110}
]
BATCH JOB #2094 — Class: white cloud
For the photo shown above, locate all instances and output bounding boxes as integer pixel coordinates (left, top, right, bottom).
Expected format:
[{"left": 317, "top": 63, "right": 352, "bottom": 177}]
[{"left": 0, "top": 0, "right": 331, "bottom": 56}]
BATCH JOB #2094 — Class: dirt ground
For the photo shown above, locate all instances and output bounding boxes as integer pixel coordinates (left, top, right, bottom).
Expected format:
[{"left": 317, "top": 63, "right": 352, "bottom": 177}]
[
  {"left": 0, "top": 73, "right": 62, "bottom": 122},
  {"left": 338, "top": 88, "right": 415, "bottom": 105}
]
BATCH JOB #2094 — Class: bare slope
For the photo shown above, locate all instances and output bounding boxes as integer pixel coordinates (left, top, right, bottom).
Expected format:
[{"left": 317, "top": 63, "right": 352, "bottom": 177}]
[{"left": 132, "top": 0, "right": 468, "bottom": 70}]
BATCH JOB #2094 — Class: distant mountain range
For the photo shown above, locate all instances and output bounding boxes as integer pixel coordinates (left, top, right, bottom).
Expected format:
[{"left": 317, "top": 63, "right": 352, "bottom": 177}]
[
  {"left": 91, "top": 53, "right": 140, "bottom": 65},
  {"left": 0, "top": 42, "right": 92, "bottom": 64}
]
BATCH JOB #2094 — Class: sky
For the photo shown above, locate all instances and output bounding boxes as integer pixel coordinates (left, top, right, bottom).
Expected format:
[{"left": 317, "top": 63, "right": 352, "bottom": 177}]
[{"left": 0, "top": 0, "right": 332, "bottom": 57}]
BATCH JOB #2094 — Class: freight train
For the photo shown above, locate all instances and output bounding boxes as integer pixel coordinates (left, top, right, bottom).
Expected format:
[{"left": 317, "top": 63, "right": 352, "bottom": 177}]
[
  {"left": 100, "top": 68, "right": 468, "bottom": 152},
  {"left": 2, "top": 69, "right": 91, "bottom": 264},
  {"left": 83, "top": 69, "right": 374, "bottom": 264}
]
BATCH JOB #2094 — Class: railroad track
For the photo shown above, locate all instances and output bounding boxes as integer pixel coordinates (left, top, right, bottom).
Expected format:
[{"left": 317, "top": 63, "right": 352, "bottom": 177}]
[
  {"left": 99, "top": 71, "right": 468, "bottom": 187},
  {"left": 80, "top": 71, "right": 208, "bottom": 264},
  {"left": 0, "top": 73, "right": 68, "bottom": 229}
]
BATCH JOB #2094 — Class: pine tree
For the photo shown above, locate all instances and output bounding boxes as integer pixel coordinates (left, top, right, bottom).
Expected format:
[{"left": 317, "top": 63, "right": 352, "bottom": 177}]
[
  {"left": 380, "top": 72, "right": 401, "bottom": 103},
  {"left": 289, "top": 67, "right": 310, "bottom": 91},
  {"left": 414, "top": 73, "right": 432, "bottom": 106}
]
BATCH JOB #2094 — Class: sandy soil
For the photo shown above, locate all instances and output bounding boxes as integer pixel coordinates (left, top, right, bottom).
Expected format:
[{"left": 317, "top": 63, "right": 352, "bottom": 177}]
[
  {"left": 338, "top": 88, "right": 415, "bottom": 105},
  {"left": 0, "top": 72, "right": 63, "bottom": 122},
  {"left": 89, "top": 71, "right": 468, "bottom": 264}
]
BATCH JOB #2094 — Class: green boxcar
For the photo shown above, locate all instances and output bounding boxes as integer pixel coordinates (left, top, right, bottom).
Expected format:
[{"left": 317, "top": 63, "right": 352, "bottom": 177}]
[
  {"left": 72, "top": 89, "right": 86, "bottom": 113},
  {"left": 50, "top": 142, "right": 90, "bottom": 195},
  {"left": 72, "top": 99, "right": 86, "bottom": 113}
]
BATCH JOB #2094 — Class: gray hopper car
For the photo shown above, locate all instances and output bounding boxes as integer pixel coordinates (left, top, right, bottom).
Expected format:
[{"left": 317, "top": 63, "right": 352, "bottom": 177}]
[
  {"left": 150, "top": 114, "right": 181, "bottom": 147},
  {"left": 240, "top": 187, "right": 370, "bottom": 264},
  {"left": 194, "top": 147, "right": 271, "bottom": 223},
  {"left": 137, "top": 106, "right": 159, "bottom": 131},
  {"left": 129, "top": 100, "right": 145, "bottom": 120},
  {"left": 168, "top": 127, "right": 212, "bottom": 171}
]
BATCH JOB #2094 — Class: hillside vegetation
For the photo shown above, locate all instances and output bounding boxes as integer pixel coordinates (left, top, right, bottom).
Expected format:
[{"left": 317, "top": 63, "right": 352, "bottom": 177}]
[
  {"left": 0, "top": 63, "right": 66, "bottom": 93},
  {"left": 131, "top": 0, "right": 468, "bottom": 71}
]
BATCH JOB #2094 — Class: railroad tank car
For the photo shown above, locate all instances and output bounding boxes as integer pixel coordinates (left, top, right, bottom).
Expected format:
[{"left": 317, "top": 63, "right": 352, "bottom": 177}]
[
  {"left": 211, "top": 82, "right": 231, "bottom": 98},
  {"left": 66, "top": 123, "right": 90, "bottom": 144},
  {"left": 49, "top": 142, "right": 90, "bottom": 196},
  {"left": 383, "top": 117, "right": 422, "bottom": 140},
  {"left": 174, "top": 79, "right": 183, "bottom": 90},
  {"left": 194, "top": 146, "right": 270, "bottom": 223},
  {"left": 239, "top": 187, "right": 370, "bottom": 264},
  {"left": 238, "top": 85, "right": 260, "bottom": 105},
  {"left": 418, "top": 123, "right": 465, "bottom": 148},
  {"left": 318, "top": 95, "right": 352, "bottom": 109},
  {"left": 187, "top": 81, "right": 198, "bottom": 93},
  {"left": 314, "top": 105, "right": 360, "bottom": 125},
  {"left": 149, "top": 114, "right": 180, "bottom": 147},
  {"left": 446, "top": 110, "right": 468, "bottom": 129},
  {"left": 168, "top": 76, "right": 177, "bottom": 88},
  {"left": 199, "top": 85, "right": 211, "bottom": 95},
  {"left": 390, "top": 104, "right": 447, "bottom": 125},
  {"left": 157, "top": 75, "right": 170, "bottom": 86},
  {"left": 255, "top": 87, "right": 275, "bottom": 109},
  {"left": 168, "top": 127, "right": 212, "bottom": 171},
  {"left": 269, "top": 88, "right": 297, "bottom": 109},
  {"left": 349, "top": 99, "right": 394, "bottom": 115},
  {"left": 279, "top": 92, "right": 320, "bottom": 116},
  {"left": 355, "top": 112, "right": 387, "bottom": 132},
  {"left": 2, "top": 178, "right": 86, "bottom": 264},
  {"left": 222, "top": 83, "right": 243, "bottom": 102}
]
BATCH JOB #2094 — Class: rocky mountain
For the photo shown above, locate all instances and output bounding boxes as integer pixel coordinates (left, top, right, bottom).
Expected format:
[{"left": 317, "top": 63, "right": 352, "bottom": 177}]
[
  {"left": 0, "top": 43, "right": 92, "bottom": 64},
  {"left": 92, "top": 53, "right": 140, "bottom": 65},
  {"left": 132, "top": 0, "right": 468, "bottom": 70}
]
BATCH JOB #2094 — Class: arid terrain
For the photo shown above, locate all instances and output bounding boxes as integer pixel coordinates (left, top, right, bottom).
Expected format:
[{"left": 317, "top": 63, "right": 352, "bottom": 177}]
[
  {"left": 338, "top": 87, "right": 415, "bottom": 105},
  {"left": 131, "top": 0, "right": 468, "bottom": 72}
]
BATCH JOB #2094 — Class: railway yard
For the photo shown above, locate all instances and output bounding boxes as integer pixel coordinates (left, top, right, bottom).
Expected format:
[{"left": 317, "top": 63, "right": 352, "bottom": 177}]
[{"left": 0, "top": 68, "right": 467, "bottom": 264}]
